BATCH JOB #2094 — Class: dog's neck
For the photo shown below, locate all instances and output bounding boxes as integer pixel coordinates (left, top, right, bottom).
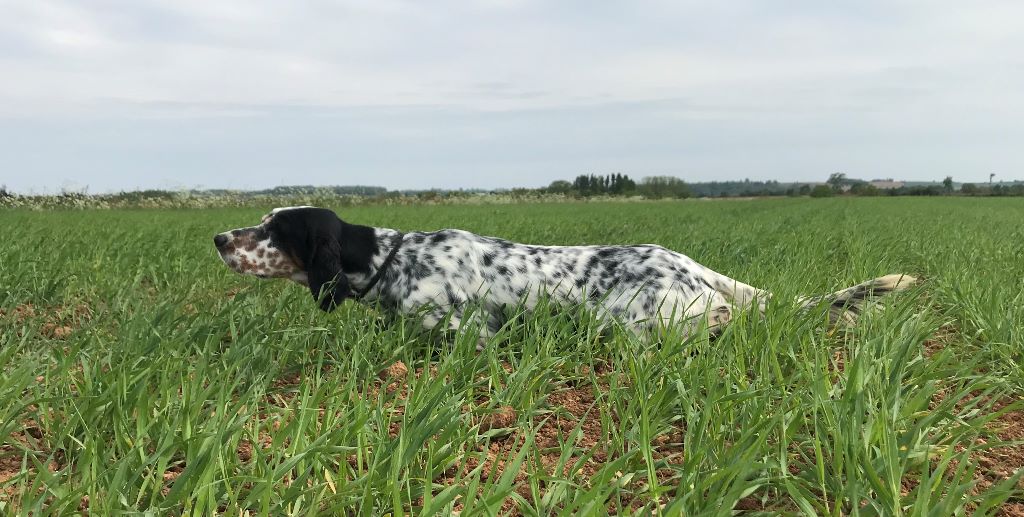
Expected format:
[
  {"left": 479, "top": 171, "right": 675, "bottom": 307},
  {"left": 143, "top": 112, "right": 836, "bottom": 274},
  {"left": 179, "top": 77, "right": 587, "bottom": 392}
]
[{"left": 343, "top": 226, "right": 403, "bottom": 298}]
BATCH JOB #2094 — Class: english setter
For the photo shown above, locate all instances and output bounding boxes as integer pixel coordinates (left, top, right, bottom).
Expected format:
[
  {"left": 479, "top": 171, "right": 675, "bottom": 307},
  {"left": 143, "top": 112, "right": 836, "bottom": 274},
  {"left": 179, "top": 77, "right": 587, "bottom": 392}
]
[{"left": 214, "top": 206, "right": 915, "bottom": 342}]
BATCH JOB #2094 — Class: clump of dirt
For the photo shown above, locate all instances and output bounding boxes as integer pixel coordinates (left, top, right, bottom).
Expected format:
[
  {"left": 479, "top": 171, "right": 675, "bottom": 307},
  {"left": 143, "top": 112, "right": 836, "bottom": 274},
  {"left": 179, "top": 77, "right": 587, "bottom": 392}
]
[
  {"left": 477, "top": 406, "right": 517, "bottom": 432},
  {"left": 237, "top": 440, "right": 254, "bottom": 463},
  {"left": 40, "top": 322, "right": 73, "bottom": 339},
  {"left": 379, "top": 361, "right": 409, "bottom": 381},
  {"left": 379, "top": 361, "right": 409, "bottom": 394}
]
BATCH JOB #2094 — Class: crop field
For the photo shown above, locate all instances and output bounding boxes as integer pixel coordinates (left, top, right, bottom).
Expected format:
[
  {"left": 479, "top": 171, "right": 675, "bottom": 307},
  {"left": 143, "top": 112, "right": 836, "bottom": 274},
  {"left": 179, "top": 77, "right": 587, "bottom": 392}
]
[{"left": 1, "top": 198, "right": 1023, "bottom": 516}]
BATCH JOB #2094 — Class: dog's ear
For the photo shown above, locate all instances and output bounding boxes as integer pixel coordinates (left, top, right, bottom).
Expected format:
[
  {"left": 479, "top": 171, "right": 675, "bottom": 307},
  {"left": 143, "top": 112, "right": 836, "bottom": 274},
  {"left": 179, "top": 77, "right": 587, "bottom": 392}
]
[
  {"left": 266, "top": 207, "right": 373, "bottom": 312},
  {"left": 307, "top": 235, "right": 352, "bottom": 312}
]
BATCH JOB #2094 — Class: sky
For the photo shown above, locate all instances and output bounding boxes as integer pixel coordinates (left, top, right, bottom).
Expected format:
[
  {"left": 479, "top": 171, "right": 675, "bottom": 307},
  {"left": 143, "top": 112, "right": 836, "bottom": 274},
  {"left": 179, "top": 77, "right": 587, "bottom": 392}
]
[{"left": 1, "top": 0, "right": 1022, "bottom": 193}]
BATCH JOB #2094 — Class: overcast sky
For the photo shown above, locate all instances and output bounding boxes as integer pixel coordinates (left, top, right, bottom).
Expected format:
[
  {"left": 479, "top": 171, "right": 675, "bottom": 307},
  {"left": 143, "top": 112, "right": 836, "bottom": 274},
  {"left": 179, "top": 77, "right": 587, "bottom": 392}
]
[{"left": 1, "top": 0, "right": 1022, "bottom": 193}]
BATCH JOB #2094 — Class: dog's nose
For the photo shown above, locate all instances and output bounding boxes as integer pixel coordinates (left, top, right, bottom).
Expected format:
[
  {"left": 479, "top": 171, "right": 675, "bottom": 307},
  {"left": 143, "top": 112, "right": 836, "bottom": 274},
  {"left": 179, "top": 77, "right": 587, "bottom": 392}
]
[{"left": 214, "top": 234, "right": 229, "bottom": 249}]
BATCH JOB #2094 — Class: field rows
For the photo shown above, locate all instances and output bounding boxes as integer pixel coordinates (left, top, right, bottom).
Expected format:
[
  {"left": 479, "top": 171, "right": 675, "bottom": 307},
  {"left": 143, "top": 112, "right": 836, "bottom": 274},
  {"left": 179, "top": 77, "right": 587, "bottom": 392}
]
[{"left": 1, "top": 198, "right": 1023, "bottom": 515}]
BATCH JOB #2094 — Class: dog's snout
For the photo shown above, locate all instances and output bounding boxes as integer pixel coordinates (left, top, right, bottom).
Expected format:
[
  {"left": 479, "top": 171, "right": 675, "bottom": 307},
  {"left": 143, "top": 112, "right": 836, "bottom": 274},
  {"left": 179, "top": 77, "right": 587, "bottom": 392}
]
[{"left": 214, "top": 233, "right": 229, "bottom": 249}]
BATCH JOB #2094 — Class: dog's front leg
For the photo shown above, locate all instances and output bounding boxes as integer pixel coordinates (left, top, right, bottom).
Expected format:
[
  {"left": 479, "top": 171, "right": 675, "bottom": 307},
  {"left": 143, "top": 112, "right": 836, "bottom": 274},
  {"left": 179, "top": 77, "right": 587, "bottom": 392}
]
[{"left": 420, "top": 305, "right": 494, "bottom": 351}]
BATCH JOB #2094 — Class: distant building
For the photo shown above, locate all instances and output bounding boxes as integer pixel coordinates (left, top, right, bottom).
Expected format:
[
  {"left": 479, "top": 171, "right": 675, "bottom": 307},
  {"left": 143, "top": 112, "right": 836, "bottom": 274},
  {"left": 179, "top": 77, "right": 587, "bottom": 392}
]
[{"left": 868, "top": 180, "right": 905, "bottom": 189}]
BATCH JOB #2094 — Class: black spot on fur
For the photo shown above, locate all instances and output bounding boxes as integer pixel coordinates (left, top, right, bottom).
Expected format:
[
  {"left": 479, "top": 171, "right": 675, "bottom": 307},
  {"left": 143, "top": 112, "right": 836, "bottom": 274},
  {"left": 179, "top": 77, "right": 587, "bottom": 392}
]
[
  {"left": 411, "top": 262, "right": 431, "bottom": 279},
  {"left": 445, "top": 285, "right": 463, "bottom": 305}
]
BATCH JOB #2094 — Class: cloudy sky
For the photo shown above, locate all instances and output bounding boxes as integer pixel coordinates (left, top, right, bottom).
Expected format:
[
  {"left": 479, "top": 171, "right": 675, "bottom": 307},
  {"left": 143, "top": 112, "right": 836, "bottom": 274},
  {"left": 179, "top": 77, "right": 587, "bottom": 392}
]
[{"left": 1, "top": 0, "right": 1021, "bottom": 193}]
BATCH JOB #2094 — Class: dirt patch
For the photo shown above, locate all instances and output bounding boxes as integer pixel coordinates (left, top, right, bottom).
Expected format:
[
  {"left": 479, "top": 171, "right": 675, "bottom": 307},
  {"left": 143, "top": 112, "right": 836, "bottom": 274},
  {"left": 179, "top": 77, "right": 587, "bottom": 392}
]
[
  {"left": 0, "top": 424, "right": 63, "bottom": 508},
  {"left": 922, "top": 324, "right": 959, "bottom": 358},
  {"left": 919, "top": 387, "right": 1024, "bottom": 512},
  {"left": 40, "top": 322, "right": 74, "bottom": 339},
  {"left": 973, "top": 397, "right": 1024, "bottom": 494},
  {"left": 430, "top": 380, "right": 678, "bottom": 515},
  {"left": 477, "top": 406, "right": 518, "bottom": 432},
  {"left": 0, "top": 303, "right": 37, "bottom": 322},
  {"left": 0, "top": 301, "right": 93, "bottom": 340},
  {"left": 0, "top": 449, "right": 25, "bottom": 485},
  {"left": 270, "top": 371, "right": 303, "bottom": 390},
  {"left": 237, "top": 430, "right": 275, "bottom": 463},
  {"left": 999, "top": 503, "right": 1024, "bottom": 517},
  {"left": 403, "top": 364, "right": 1020, "bottom": 515},
  {"left": 161, "top": 463, "right": 185, "bottom": 496}
]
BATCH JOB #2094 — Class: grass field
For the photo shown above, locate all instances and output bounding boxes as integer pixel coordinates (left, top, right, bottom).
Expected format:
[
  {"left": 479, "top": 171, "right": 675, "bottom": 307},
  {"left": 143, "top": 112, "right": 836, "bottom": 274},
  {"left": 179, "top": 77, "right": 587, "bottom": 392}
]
[{"left": 2, "top": 198, "right": 1023, "bottom": 516}]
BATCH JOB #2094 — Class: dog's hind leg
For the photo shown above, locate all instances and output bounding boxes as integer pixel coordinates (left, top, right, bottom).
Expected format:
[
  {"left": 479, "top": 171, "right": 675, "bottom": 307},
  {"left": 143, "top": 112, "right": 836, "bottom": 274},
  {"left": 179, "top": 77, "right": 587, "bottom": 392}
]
[
  {"left": 707, "top": 303, "right": 733, "bottom": 338},
  {"left": 703, "top": 270, "right": 772, "bottom": 315}
]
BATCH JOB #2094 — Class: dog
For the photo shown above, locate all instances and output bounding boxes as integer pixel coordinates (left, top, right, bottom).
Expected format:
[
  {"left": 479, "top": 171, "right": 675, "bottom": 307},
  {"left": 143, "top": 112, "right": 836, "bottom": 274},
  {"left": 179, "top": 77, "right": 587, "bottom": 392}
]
[{"left": 214, "top": 206, "right": 916, "bottom": 343}]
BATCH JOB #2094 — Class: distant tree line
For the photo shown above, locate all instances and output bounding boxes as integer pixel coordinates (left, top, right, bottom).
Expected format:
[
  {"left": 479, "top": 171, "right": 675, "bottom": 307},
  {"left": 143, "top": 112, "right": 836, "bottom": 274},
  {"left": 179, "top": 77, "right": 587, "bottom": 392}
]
[
  {"left": 6, "top": 172, "right": 1024, "bottom": 210},
  {"left": 545, "top": 174, "right": 694, "bottom": 199},
  {"left": 809, "top": 173, "right": 1024, "bottom": 197},
  {"left": 541, "top": 173, "right": 1024, "bottom": 199}
]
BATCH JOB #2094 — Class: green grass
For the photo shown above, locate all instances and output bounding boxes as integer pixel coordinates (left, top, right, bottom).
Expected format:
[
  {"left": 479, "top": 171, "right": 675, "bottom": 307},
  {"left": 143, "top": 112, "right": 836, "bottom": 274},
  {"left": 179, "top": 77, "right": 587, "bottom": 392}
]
[{"left": 1, "top": 198, "right": 1022, "bottom": 515}]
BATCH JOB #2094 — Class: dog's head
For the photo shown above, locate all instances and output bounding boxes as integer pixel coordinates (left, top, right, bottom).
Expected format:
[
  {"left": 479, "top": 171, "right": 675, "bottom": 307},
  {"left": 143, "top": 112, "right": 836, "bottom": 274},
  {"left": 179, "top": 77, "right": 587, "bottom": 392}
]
[{"left": 214, "top": 206, "right": 377, "bottom": 311}]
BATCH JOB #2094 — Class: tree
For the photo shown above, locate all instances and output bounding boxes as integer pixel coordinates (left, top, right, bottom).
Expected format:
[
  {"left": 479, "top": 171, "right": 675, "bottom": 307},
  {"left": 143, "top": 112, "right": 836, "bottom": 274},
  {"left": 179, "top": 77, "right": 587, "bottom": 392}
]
[
  {"left": 547, "top": 180, "right": 572, "bottom": 194},
  {"left": 827, "top": 173, "right": 847, "bottom": 192},
  {"left": 638, "top": 176, "right": 692, "bottom": 199},
  {"left": 569, "top": 173, "right": 638, "bottom": 196},
  {"left": 850, "top": 183, "right": 880, "bottom": 196},
  {"left": 943, "top": 176, "right": 954, "bottom": 194},
  {"left": 572, "top": 175, "right": 592, "bottom": 195},
  {"left": 810, "top": 185, "right": 835, "bottom": 198},
  {"left": 960, "top": 183, "right": 979, "bottom": 195}
]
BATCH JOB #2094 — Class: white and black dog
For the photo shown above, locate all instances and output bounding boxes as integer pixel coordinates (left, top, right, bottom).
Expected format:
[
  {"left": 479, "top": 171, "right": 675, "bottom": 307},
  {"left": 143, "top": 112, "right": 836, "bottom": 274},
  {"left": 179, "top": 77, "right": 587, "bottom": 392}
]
[{"left": 214, "top": 206, "right": 916, "bottom": 342}]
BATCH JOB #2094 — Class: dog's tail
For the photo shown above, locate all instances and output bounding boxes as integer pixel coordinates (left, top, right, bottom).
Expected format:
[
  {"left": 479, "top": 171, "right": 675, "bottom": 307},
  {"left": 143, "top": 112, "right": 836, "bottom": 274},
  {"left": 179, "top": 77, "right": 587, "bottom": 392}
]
[
  {"left": 709, "top": 270, "right": 917, "bottom": 326},
  {"left": 797, "top": 274, "right": 918, "bottom": 325}
]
